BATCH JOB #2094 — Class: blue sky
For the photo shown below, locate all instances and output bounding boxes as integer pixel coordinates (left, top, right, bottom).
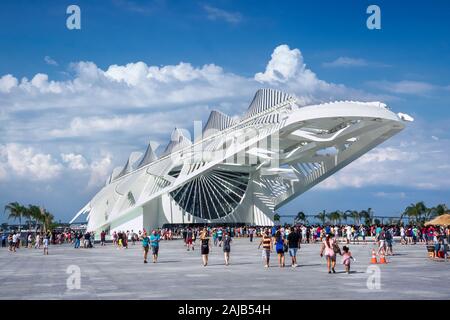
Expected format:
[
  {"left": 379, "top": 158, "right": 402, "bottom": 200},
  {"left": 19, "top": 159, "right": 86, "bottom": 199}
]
[{"left": 0, "top": 0, "right": 449, "bottom": 223}]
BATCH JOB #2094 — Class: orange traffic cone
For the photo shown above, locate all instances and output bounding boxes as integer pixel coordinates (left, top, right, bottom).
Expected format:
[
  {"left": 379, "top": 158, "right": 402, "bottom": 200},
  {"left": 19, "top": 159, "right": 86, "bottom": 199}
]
[
  {"left": 370, "top": 249, "right": 378, "bottom": 264},
  {"left": 379, "top": 252, "right": 387, "bottom": 264}
]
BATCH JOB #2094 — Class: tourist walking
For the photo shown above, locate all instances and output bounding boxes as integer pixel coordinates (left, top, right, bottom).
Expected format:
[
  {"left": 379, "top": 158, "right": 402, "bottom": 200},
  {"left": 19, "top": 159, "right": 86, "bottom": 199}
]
[
  {"left": 113, "top": 231, "right": 118, "bottom": 246},
  {"left": 74, "top": 232, "right": 81, "bottom": 249},
  {"left": 8, "top": 233, "right": 15, "bottom": 252},
  {"left": 1, "top": 233, "right": 6, "bottom": 247},
  {"left": 287, "top": 227, "right": 301, "bottom": 267},
  {"left": 11, "top": 232, "right": 18, "bottom": 251},
  {"left": 100, "top": 230, "right": 106, "bottom": 246},
  {"left": 376, "top": 228, "right": 386, "bottom": 255},
  {"left": 385, "top": 228, "right": 394, "bottom": 256},
  {"left": 200, "top": 228, "right": 211, "bottom": 266},
  {"left": 43, "top": 236, "right": 49, "bottom": 255},
  {"left": 123, "top": 231, "right": 128, "bottom": 249},
  {"left": 142, "top": 231, "right": 150, "bottom": 263},
  {"left": 150, "top": 230, "right": 161, "bottom": 263},
  {"left": 131, "top": 230, "right": 136, "bottom": 245},
  {"left": 35, "top": 233, "right": 41, "bottom": 249},
  {"left": 341, "top": 246, "right": 354, "bottom": 274},
  {"left": 217, "top": 228, "right": 223, "bottom": 247},
  {"left": 223, "top": 232, "right": 232, "bottom": 266},
  {"left": 186, "top": 228, "right": 194, "bottom": 251},
  {"left": 258, "top": 229, "right": 273, "bottom": 268},
  {"left": 274, "top": 230, "right": 286, "bottom": 267},
  {"left": 212, "top": 229, "right": 218, "bottom": 246},
  {"left": 320, "top": 234, "right": 339, "bottom": 274}
]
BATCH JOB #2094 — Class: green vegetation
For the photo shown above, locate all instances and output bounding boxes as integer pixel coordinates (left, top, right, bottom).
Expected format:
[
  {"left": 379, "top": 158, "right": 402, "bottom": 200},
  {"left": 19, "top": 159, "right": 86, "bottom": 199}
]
[
  {"left": 290, "top": 202, "right": 448, "bottom": 225},
  {"left": 3, "top": 202, "right": 54, "bottom": 232}
]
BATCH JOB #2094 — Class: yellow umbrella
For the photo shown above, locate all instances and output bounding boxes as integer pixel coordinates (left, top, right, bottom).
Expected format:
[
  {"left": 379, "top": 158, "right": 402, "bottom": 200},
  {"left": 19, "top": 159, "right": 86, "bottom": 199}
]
[{"left": 425, "top": 214, "right": 450, "bottom": 226}]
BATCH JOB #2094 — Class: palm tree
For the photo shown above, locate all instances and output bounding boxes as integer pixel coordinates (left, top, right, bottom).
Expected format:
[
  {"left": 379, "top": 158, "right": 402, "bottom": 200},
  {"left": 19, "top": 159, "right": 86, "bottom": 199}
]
[
  {"left": 403, "top": 202, "right": 427, "bottom": 223},
  {"left": 273, "top": 213, "right": 281, "bottom": 223},
  {"left": 343, "top": 210, "right": 352, "bottom": 223},
  {"left": 22, "top": 206, "right": 32, "bottom": 232},
  {"left": 346, "top": 210, "right": 360, "bottom": 225},
  {"left": 434, "top": 204, "right": 448, "bottom": 216},
  {"left": 335, "top": 210, "right": 344, "bottom": 224},
  {"left": 27, "top": 205, "right": 43, "bottom": 233},
  {"left": 294, "top": 211, "right": 307, "bottom": 224},
  {"left": 314, "top": 210, "right": 327, "bottom": 225},
  {"left": 4, "top": 202, "right": 26, "bottom": 231},
  {"left": 327, "top": 211, "right": 341, "bottom": 225},
  {"left": 41, "top": 209, "right": 54, "bottom": 234},
  {"left": 360, "top": 207, "right": 374, "bottom": 225}
]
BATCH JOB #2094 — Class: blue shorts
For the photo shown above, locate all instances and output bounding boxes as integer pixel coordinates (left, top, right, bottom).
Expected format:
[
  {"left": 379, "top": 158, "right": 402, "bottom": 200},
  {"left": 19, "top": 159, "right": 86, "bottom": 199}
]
[{"left": 289, "top": 248, "right": 298, "bottom": 257}]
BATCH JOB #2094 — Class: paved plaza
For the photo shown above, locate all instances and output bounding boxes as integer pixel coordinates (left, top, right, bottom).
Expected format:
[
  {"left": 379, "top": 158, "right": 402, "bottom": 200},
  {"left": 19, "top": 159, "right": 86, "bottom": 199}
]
[{"left": 0, "top": 238, "right": 449, "bottom": 300}]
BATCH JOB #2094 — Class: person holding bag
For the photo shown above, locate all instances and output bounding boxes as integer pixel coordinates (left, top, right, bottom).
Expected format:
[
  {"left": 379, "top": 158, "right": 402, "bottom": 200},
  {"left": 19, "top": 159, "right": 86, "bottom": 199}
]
[{"left": 320, "top": 233, "right": 339, "bottom": 273}]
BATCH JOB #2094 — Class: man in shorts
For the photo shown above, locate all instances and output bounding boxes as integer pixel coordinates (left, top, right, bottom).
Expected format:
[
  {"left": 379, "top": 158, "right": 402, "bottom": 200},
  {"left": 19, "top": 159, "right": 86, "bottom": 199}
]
[
  {"left": 150, "top": 230, "right": 161, "bottom": 263},
  {"left": 142, "top": 231, "right": 150, "bottom": 263},
  {"left": 258, "top": 229, "right": 273, "bottom": 268},
  {"left": 287, "top": 227, "right": 301, "bottom": 267}
]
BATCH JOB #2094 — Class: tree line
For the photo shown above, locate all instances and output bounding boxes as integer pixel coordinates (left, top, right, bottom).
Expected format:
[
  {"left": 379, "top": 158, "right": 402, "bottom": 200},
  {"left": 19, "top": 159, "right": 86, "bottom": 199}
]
[
  {"left": 274, "top": 202, "right": 448, "bottom": 225},
  {"left": 3, "top": 201, "right": 448, "bottom": 230},
  {"left": 3, "top": 202, "right": 55, "bottom": 233}
]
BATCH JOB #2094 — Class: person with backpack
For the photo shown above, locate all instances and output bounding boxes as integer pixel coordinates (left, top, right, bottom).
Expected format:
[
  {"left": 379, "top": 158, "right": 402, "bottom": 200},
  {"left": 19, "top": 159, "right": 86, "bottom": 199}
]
[{"left": 149, "top": 230, "right": 161, "bottom": 263}]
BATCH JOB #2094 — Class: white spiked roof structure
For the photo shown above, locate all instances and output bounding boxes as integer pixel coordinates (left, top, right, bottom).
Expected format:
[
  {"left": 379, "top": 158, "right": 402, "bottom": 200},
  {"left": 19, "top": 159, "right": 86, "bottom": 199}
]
[
  {"left": 243, "top": 88, "right": 294, "bottom": 119},
  {"left": 202, "top": 110, "right": 237, "bottom": 138},
  {"left": 110, "top": 166, "right": 123, "bottom": 182},
  {"left": 72, "top": 88, "right": 411, "bottom": 232},
  {"left": 160, "top": 127, "right": 192, "bottom": 157},
  {"left": 117, "top": 151, "right": 143, "bottom": 178},
  {"left": 138, "top": 141, "right": 158, "bottom": 168}
]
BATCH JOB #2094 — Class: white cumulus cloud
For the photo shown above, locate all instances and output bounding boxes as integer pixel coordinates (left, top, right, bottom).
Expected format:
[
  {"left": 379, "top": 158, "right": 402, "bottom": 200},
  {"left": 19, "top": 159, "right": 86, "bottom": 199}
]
[
  {"left": 0, "top": 144, "right": 63, "bottom": 181},
  {"left": 0, "top": 74, "right": 18, "bottom": 93},
  {"left": 61, "top": 153, "right": 88, "bottom": 170}
]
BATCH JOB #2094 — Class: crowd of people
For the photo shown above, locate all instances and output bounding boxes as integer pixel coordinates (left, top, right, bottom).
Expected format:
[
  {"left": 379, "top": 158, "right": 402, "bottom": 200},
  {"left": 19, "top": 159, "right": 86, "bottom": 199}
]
[
  {"left": 2, "top": 224, "right": 448, "bottom": 265},
  {"left": 0, "top": 229, "right": 96, "bottom": 254}
]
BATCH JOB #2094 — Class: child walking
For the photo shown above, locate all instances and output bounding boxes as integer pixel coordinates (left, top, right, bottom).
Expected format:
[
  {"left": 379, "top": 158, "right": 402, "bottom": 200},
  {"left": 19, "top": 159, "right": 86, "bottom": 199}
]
[{"left": 342, "top": 246, "right": 354, "bottom": 274}]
